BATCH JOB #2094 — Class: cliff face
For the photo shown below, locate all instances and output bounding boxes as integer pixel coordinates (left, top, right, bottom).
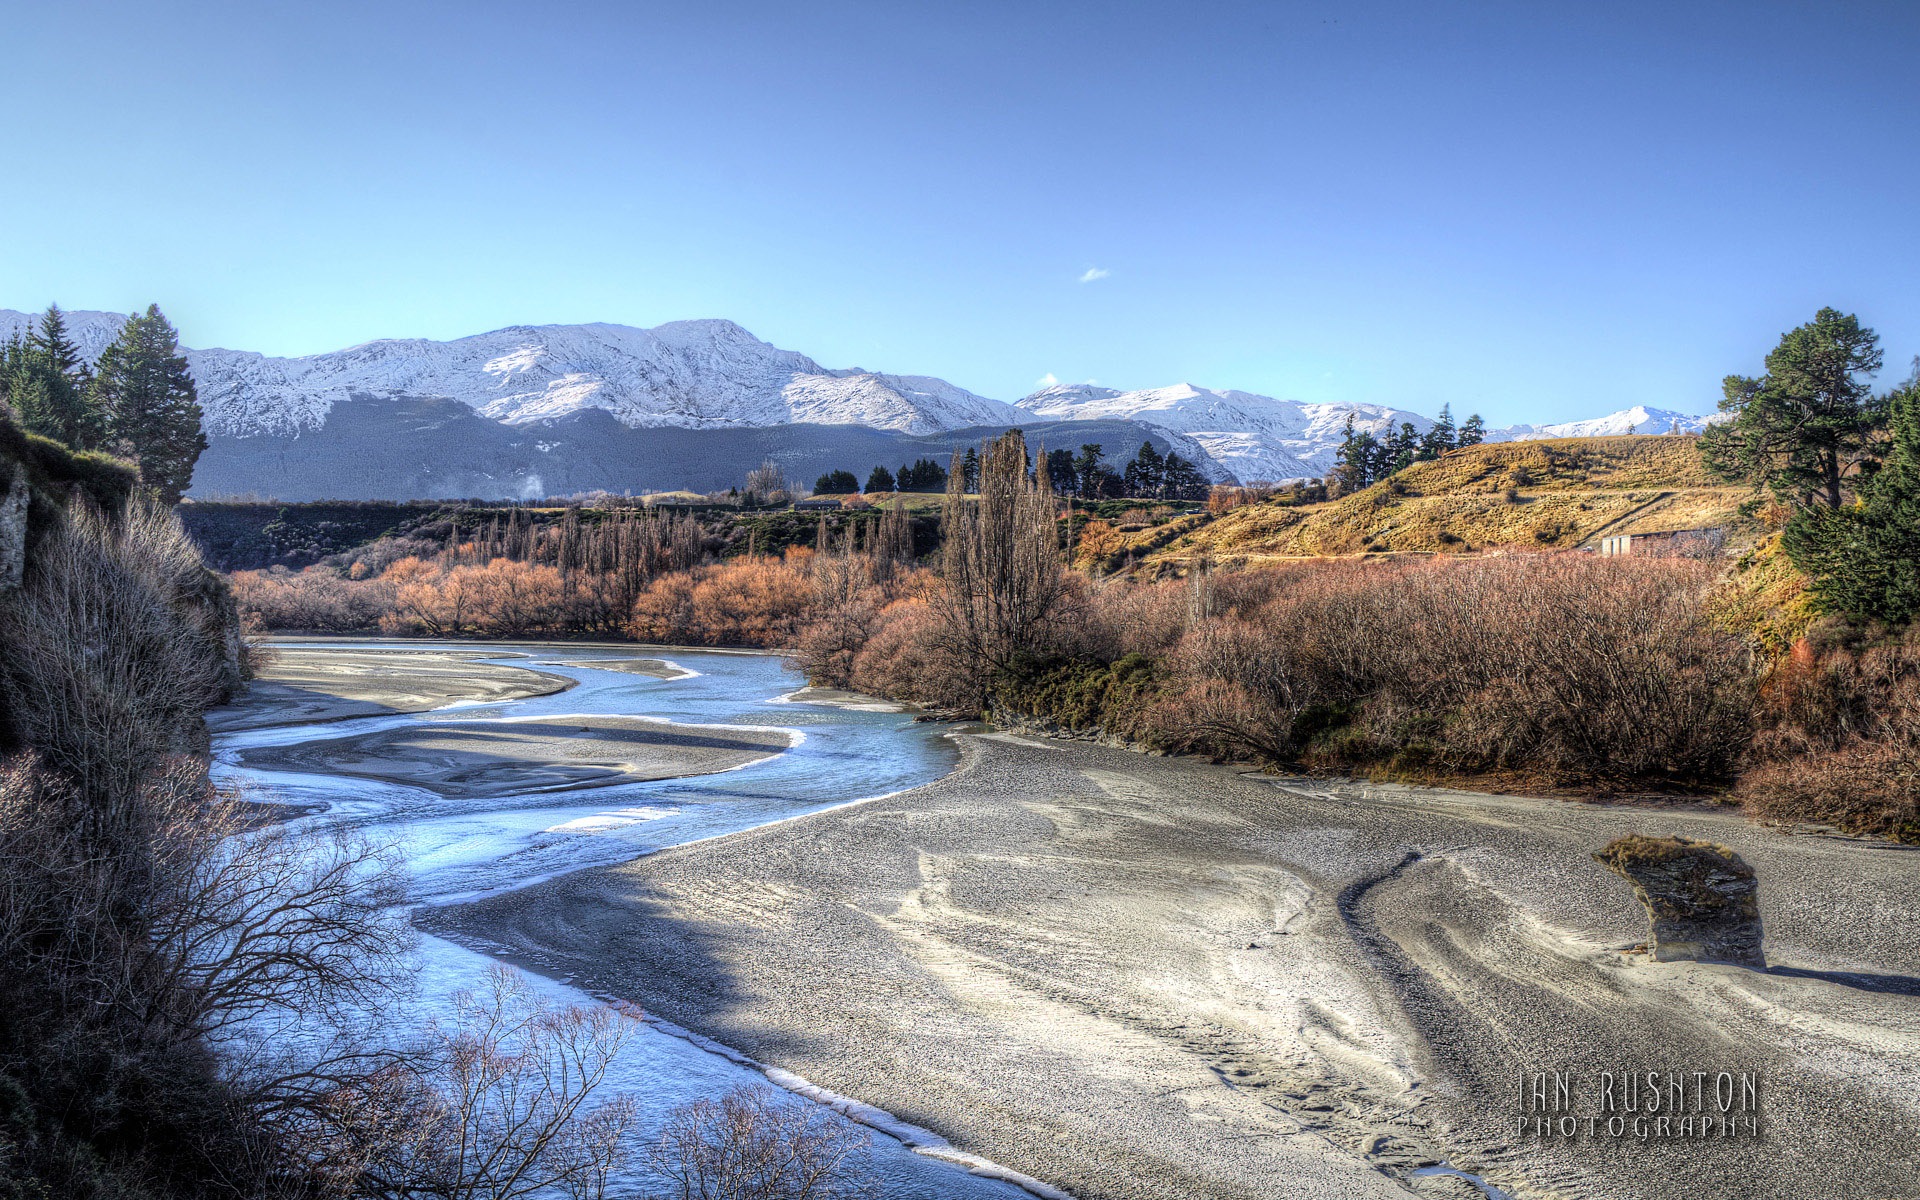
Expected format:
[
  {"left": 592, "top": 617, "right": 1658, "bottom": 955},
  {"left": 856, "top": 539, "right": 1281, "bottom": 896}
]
[{"left": 0, "top": 417, "right": 243, "bottom": 757}]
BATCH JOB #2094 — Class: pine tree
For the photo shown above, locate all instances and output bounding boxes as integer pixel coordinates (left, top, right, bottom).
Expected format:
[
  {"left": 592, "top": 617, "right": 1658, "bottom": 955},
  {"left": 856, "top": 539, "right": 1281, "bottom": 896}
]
[
  {"left": 1072, "top": 444, "right": 1105, "bottom": 497},
  {"left": 1783, "top": 370, "right": 1920, "bottom": 625},
  {"left": 1123, "top": 440, "right": 1166, "bottom": 497},
  {"left": 865, "top": 465, "right": 896, "bottom": 493},
  {"left": 89, "top": 305, "right": 208, "bottom": 503},
  {"left": 1162, "top": 453, "right": 1210, "bottom": 500},
  {"left": 961, "top": 447, "right": 981, "bottom": 492},
  {"left": 1700, "top": 307, "right": 1888, "bottom": 510},
  {"left": 1458, "top": 413, "right": 1486, "bottom": 447},
  {"left": 2, "top": 305, "right": 104, "bottom": 449},
  {"left": 813, "top": 469, "right": 859, "bottom": 494},
  {"left": 1044, "top": 448, "right": 1075, "bottom": 494},
  {"left": 1331, "top": 414, "right": 1376, "bottom": 495},
  {"left": 1421, "top": 404, "right": 1456, "bottom": 458}
]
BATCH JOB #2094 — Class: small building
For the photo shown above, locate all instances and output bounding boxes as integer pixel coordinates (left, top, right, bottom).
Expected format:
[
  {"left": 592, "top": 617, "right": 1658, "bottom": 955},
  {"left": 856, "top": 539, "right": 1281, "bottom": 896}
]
[
  {"left": 1596, "top": 527, "right": 1725, "bottom": 558},
  {"left": 793, "top": 497, "right": 843, "bottom": 511}
]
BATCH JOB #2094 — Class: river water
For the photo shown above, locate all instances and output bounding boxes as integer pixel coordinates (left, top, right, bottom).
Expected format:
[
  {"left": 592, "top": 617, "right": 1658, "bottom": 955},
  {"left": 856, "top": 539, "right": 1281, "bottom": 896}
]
[{"left": 212, "top": 642, "right": 1043, "bottom": 1199}]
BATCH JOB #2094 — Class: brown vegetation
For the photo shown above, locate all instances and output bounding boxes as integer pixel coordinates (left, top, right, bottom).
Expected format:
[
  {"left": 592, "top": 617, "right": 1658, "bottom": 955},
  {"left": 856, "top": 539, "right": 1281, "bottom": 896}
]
[
  {"left": 646, "top": 1085, "right": 875, "bottom": 1200},
  {"left": 1151, "top": 436, "right": 1751, "bottom": 565},
  {"left": 1737, "top": 632, "right": 1920, "bottom": 840}
]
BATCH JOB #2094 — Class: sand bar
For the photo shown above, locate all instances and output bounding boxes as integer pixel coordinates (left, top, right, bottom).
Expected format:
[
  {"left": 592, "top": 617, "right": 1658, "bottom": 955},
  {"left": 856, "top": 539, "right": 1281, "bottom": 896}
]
[
  {"left": 241, "top": 713, "right": 793, "bottom": 797},
  {"left": 210, "top": 647, "right": 575, "bottom": 732},
  {"left": 428, "top": 731, "right": 1920, "bottom": 1200},
  {"left": 535, "top": 657, "right": 690, "bottom": 679}
]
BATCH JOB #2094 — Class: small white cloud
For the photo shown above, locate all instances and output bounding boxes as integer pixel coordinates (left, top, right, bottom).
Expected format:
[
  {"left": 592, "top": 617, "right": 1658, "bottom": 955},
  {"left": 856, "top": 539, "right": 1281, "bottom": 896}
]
[
  {"left": 1077, "top": 266, "right": 1110, "bottom": 284},
  {"left": 1036, "top": 372, "right": 1060, "bottom": 388}
]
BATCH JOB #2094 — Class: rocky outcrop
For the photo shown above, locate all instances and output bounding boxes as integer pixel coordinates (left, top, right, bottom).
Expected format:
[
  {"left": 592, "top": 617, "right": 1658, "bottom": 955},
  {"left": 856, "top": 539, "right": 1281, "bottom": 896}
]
[
  {"left": 0, "top": 469, "right": 27, "bottom": 592},
  {"left": 1594, "top": 834, "right": 1765, "bottom": 967}
]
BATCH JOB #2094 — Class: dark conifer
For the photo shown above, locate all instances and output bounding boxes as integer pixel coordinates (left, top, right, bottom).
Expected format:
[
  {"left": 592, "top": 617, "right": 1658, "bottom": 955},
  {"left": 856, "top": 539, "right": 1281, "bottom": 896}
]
[{"left": 89, "top": 305, "right": 207, "bottom": 503}]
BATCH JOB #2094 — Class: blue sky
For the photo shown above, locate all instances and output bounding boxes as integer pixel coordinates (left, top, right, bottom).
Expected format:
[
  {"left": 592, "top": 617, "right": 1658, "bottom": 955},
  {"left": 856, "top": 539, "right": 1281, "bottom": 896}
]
[{"left": 3, "top": 0, "right": 1916, "bottom": 424}]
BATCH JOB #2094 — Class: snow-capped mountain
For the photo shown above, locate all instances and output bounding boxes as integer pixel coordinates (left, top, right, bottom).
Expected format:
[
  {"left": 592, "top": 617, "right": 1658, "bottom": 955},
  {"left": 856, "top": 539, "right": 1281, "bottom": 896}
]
[
  {"left": 1016, "top": 382, "right": 1435, "bottom": 483},
  {"left": 0, "top": 307, "right": 127, "bottom": 363},
  {"left": 0, "top": 311, "right": 1024, "bottom": 438},
  {"left": 3, "top": 306, "right": 1723, "bottom": 496},
  {"left": 1490, "top": 405, "right": 1724, "bottom": 441}
]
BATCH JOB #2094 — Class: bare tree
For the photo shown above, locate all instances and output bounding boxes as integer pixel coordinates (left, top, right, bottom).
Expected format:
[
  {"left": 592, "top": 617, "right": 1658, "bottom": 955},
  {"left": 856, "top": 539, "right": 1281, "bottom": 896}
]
[
  {"left": 647, "top": 1085, "right": 876, "bottom": 1200},
  {"left": 292, "top": 965, "right": 640, "bottom": 1200},
  {"left": 933, "top": 431, "right": 1069, "bottom": 694}
]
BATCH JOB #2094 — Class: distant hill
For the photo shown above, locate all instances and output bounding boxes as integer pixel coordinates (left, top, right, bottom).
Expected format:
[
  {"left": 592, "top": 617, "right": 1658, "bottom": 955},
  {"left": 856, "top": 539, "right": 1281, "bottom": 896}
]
[
  {"left": 1138, "top": 435, "right": 1752, "bottom": 567},
  {"left": 187, "top": 398, "right": 1205, "bottom": 502},
  {"left": 3, "top": 307, "right": 1722, "bottom": 498}
]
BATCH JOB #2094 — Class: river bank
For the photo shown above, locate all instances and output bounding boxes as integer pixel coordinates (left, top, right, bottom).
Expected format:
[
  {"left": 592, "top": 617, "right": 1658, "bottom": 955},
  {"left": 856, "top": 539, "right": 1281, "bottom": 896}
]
[{"left": 426, "top": 726, "right": 1920, "bottom": 1200}]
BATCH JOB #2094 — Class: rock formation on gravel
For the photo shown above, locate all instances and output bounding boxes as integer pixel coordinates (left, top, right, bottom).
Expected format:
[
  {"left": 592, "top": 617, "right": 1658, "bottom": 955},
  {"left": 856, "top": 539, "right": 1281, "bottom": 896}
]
[{"left": 1594, "top": 834, "right": 1765, "bottom": 967}]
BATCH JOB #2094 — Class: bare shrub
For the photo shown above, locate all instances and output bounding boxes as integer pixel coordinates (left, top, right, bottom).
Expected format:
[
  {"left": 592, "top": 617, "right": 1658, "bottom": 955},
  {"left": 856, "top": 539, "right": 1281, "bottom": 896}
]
[
  {"left": 291, "top": 966, "right": 639, "bottom": 1200},
  {"left": 646, "top": 1084, "right": 875, "bottom": 1200},
  {"left": 1739, "top": 636, "right": 1920, "bottom": 839},
  {"left": 629, "top": 553, "right": 816, "bottom": 648},
  {"left": 0, "top": 499, "right": 231, "bottom": 806},
  {"left": 847, "top": 595, "right": 978, "bottom": 712},
  {"left": 1094, "top": 555, "right": 1754, "bottom": 784},
  {"left": 232, "top": 565, "right": 392, "bottom": 632}
]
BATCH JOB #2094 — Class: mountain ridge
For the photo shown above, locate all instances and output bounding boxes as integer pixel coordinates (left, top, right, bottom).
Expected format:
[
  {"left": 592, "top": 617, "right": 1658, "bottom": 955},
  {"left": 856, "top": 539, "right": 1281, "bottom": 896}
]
[{"left": 1, "top": 308, "right": 1718, "bottom": 493}]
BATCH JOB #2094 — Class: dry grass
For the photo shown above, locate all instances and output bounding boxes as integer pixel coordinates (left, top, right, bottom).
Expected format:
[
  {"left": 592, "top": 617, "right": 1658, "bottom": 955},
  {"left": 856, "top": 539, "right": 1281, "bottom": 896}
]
[{"left": 1146, "top": 436, "right": 1752, "bottom": 566}]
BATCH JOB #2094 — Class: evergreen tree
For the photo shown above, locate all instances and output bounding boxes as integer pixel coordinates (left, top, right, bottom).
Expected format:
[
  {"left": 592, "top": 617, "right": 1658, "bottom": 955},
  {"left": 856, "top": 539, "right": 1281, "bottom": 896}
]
[
  {"left": 961, "top": 447, "right": 980, "bottom": 491},
  {"left": 1700, "top": 307, "right": 1888, "bottom": 510},
  {"left": 865, "top": 465, "right": 896, "bottom": 493},
  {"left": 1331, "top": 414, "right": 1377, "bottom": 494},
  {"left": 1421, "top": 404, "right": 1456, "bottom": 458},
  {"left": 1458, "top": 412, "right": 1486, "bottom": 447},
  {"left": 1123, "top": 440, "right": 1166, "bottom": 496},
  {"left": 89, "top": 305, "right": 208, "bottom": 503},
  {"left": 896, "top": 457, "right": 948, "bottom": 491},
  {"left": 1782, "top": 370, "right": 1920, "bottom": 625},
  {"left": 1044, "top": 448, "right": 1075, "bottom": 494},
  {"left": 813, "top": 469, "right": 859, "bottom": 494},
  {"left": 1389, "top": 421, "right": 1420, "bottom": 473},
  {"left": 2, "top": 304, "right": 104, "bottom": 449},
  {"left": 1072, "top": 444, "right": 1105, "bottom": 497},
  {"left": 1161, "top": 453, "right": 1210, "bottom": 501}
]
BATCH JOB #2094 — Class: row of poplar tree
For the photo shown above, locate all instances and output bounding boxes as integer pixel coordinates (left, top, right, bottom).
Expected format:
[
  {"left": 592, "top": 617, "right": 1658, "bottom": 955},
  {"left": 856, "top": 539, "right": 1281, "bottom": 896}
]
[{"left": 1, "top": 304, "right": 206, "bottom": 504}]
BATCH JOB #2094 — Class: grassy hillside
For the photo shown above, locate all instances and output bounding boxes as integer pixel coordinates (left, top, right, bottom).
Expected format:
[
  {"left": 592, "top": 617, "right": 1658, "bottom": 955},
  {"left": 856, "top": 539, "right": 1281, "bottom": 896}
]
[{"left": 1142, "top": 435, "right": 1752, "bottom": 568}]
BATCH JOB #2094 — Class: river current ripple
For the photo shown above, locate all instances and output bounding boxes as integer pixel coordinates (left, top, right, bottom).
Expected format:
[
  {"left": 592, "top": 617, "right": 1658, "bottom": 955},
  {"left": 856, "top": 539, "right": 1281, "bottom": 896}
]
[{"left": 213, "top": 642, "right": 1037, "bottom": 1200}]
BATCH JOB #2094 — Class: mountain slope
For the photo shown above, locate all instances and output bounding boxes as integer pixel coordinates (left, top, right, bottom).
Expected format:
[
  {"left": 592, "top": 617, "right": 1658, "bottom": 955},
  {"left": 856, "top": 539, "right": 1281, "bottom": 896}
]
[
  {"left": 0, "top": 311, "right": 1024, "bottom": 438},
  {"left": 3, "top": 308, "right": 1724, "bottom": 497},
  {"left": 1016, "top": 382, "right": 1435, "bottom": 483},
  {"left": 1136, "top": 436, "right": 1749, "bottom": 566}
]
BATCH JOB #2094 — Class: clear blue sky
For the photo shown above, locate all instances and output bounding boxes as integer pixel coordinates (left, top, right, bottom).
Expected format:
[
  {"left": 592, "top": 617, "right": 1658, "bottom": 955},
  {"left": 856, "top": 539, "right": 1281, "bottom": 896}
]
[{"left": 4, "top": 0, "right": 1916, "bottom": 424}]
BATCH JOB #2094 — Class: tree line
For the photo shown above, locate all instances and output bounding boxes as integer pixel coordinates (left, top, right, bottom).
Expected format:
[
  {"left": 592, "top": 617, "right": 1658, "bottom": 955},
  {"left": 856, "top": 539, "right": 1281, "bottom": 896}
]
[
  {"left": 1329, "top": 403, "right": 1486, "bottom": 494},
  {"left": 1, "top": 304, "right": 207, "bottom": 503},
  {"left": 813, "top": 438, "right": 1209, "bottom": 501}
]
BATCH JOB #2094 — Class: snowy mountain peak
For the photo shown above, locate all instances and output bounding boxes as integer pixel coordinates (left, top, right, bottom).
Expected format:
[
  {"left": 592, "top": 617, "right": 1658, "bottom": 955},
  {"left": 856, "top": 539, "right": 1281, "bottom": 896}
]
[
  {"left": 0, "top": 310, "right": 1021, "bottom": 439},
  {"left": 1494, "top": 405, "right": 1723, "bottom": 441},
  {"left": 1017, "top": 380, "right": 1436, "bottom": 484},
  {"left": 2, "top": 306, "right": 1722, "bottom": 486}
]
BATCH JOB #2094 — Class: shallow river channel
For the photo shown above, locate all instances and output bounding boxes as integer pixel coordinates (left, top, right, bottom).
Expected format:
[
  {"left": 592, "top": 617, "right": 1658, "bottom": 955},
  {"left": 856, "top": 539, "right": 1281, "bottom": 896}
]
[{"left": 213, "top": 642, "right": 1048, "bottom": 1199}]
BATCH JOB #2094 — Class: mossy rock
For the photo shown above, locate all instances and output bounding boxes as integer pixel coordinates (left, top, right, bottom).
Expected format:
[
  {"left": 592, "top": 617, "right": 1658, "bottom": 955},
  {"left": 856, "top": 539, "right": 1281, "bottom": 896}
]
[{"left": 1594, "top": 834, "right": 1764, "bottom": 967}]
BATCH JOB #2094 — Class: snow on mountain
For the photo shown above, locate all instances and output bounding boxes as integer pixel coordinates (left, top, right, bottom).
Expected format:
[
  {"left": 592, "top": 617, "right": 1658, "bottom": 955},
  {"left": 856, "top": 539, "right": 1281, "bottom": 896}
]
[
  {"left": 1489, "top": 405, "right": 1723, "bottom": 441},
  {"left": 3, "top": 307, "right": 1725, "bottom": 487},
  {"left": 1017, "top": 382, "right": 1434, "bottom": 483},
  {"left": 0, "top": 307, "right": 129, "bottom": 363},
  {"left": 0, "top": 311, "right": 1024, "bottom": 438}
]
